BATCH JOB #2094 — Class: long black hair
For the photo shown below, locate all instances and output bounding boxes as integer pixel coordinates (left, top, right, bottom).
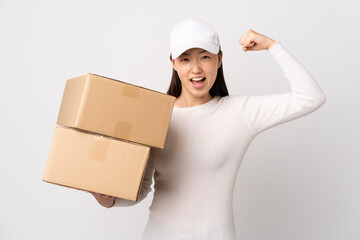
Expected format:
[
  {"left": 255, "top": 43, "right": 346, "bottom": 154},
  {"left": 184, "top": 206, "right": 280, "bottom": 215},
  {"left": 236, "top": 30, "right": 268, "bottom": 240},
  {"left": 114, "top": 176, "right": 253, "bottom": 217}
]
[{"left": 166, "top": 50, "right": 229, "bottom": 98}]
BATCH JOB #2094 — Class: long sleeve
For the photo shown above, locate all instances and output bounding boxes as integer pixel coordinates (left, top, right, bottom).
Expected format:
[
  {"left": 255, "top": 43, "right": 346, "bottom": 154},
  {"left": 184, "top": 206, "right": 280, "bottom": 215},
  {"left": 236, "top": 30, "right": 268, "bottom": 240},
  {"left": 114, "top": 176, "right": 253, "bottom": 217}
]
[
  {"left": 112, "top": 150, "right": 155, "bottom": 207},
  {"left": 233, "top": 41, "right": 326, "bottom": 135}
]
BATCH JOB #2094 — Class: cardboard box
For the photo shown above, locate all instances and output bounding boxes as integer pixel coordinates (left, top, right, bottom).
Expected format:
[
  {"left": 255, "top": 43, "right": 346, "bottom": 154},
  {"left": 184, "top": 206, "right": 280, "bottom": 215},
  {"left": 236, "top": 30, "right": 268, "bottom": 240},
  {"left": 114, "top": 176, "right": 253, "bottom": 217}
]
[
  {"left": 57, "top": 73, "right": 175, "bottom": 149},
  {"left": 43, "top": 126, "right": 150, "bottom": 201}
]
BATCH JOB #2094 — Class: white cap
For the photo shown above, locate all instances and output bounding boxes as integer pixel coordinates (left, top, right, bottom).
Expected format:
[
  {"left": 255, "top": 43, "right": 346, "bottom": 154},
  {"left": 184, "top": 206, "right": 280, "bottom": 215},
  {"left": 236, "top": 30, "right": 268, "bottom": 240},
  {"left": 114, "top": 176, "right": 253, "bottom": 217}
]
[{"left": 169, "top": 17, "right": 221, "bottom": 62}]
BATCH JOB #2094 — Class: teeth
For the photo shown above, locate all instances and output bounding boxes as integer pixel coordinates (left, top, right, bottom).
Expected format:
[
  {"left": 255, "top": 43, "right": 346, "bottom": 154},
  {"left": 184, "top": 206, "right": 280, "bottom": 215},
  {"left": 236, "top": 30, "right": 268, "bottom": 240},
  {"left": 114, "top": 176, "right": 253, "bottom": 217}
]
[{"left": 191, "top": 77, "right": 205, "bottom": 81}]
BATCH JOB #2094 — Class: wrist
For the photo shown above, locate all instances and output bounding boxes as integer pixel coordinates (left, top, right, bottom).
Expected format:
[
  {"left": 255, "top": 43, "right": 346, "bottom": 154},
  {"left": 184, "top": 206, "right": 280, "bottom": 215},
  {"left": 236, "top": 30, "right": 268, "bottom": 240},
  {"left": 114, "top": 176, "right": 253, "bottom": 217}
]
[{"left": 267, "top": 39, "right": 276, "bottom": 50}]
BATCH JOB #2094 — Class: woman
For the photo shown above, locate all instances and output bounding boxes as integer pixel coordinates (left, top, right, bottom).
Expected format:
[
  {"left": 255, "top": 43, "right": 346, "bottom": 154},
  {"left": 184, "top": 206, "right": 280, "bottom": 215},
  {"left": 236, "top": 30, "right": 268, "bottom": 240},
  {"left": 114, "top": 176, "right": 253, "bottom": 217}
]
[{"left": 91, "top": 17, "right": 326, "bottom": 239}]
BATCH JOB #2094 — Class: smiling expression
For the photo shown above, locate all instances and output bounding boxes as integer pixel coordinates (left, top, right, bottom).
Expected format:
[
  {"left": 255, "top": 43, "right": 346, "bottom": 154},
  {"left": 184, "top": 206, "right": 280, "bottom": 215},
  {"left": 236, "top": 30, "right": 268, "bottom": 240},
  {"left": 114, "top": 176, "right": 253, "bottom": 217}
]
[{"left": 171, "top": 48, "right": 222, "bottom": 99}]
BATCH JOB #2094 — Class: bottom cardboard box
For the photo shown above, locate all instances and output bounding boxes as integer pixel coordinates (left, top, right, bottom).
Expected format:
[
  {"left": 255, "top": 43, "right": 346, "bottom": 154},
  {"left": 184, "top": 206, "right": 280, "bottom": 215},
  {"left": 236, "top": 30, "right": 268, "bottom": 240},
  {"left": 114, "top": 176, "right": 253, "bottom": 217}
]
[{"left": 43, "top": 126, "right": 150, "bottom": 201}]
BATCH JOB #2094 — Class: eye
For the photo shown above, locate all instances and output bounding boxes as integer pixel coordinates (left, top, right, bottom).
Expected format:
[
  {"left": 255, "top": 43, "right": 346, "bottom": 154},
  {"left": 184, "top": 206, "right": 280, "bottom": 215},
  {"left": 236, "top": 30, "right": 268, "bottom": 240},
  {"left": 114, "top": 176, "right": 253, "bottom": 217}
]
[
  {"left": 180, "top": 58, "right": 189, "bottom": 62},
  {"left": 202, "top": 55, "right": 210, "bottom": 59}
]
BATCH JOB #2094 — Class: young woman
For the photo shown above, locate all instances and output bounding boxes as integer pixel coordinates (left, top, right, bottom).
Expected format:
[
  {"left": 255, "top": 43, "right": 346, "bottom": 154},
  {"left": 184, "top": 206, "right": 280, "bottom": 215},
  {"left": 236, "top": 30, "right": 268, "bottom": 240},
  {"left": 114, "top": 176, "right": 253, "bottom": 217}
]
[{"left": 91, "top": 17, "right": 326, "bottom": 239}]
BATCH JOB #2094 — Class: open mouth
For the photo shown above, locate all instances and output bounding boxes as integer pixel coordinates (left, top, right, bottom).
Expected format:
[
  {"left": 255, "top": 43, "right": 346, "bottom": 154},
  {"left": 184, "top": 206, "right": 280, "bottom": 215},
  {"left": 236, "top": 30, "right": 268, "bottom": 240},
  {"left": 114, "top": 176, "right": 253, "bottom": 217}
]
[
  {"left": 190, "top": 77, "right": 206, "bottom": 88},
  {"left": 190, "top": 77, "right": 206, "bottom": 83}
]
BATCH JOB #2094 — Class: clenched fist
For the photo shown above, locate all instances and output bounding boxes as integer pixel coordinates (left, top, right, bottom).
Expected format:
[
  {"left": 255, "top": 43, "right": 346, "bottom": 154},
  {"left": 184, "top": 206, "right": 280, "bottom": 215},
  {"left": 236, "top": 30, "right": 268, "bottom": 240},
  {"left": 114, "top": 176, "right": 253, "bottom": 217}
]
[{"left": 239, "top": 29, "right": 276, "bottom": 52}]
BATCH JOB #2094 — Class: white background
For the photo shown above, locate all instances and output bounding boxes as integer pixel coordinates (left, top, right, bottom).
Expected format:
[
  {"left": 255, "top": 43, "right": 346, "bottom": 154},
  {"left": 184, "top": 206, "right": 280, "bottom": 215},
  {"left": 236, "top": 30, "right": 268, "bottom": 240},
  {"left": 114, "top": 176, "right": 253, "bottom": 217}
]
[{"left": 0, "top": 0, "right": 359, "bottom": 239}]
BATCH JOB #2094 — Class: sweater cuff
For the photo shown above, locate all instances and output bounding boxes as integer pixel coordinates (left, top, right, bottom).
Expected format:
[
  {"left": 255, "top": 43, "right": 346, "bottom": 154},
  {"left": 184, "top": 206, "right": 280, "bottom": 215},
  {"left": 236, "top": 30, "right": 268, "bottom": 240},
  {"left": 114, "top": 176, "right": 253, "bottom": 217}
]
[{"left": 268, "top": 41, "right": 282, "bottom": 55}]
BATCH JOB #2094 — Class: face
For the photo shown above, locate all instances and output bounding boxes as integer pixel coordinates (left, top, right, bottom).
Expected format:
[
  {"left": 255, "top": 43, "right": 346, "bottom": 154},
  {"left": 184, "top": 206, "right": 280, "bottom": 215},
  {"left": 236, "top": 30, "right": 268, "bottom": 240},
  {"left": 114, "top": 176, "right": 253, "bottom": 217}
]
[{"left": 171, "top": 48, "right": 222, "bottom": 99}]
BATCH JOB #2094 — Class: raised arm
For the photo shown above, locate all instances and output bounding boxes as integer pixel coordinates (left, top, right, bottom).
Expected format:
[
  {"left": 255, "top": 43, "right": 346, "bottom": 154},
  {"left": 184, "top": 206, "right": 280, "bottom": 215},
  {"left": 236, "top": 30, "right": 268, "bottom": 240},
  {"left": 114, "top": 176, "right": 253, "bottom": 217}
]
[{"left": 234, "top": 30, "right": 326, "bottom": 135}]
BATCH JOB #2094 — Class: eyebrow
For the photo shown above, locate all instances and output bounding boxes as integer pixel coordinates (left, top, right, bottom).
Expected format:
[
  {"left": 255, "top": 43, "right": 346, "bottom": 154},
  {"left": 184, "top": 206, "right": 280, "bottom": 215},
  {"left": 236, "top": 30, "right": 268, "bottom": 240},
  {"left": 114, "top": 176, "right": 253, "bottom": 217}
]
[{"left": 180, "top": 50, "right": 208, "bottom": 56}]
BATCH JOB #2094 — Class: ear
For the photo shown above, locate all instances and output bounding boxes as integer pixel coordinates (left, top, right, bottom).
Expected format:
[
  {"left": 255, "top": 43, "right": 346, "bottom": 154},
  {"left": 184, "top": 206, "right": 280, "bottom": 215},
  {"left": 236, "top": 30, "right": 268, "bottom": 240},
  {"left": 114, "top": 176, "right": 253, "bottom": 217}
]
[
  {"left": 170, "top": 57, "right": 177, "bottom": 71},
  {"left": 217, "top": 51, "right": 223, "bottom": 69}
]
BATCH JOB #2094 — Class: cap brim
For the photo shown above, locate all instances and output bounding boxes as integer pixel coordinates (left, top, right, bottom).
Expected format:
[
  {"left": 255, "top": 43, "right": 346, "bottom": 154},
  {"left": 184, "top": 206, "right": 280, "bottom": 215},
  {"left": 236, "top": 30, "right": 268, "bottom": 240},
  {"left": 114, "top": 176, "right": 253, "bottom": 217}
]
[{"left": 171, "top": 41, "right": 220, "bottom": 60}]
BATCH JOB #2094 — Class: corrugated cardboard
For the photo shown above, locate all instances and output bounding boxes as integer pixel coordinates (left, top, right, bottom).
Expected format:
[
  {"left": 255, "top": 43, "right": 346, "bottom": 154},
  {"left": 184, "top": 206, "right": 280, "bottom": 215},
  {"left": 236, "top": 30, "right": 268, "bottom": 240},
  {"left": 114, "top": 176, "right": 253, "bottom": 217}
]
[
  {"left": 57, "top": 73, "right": 175, "bottom": 149},
  {"left": 43, "top": 126, "right": 150, "bottom": 201}
]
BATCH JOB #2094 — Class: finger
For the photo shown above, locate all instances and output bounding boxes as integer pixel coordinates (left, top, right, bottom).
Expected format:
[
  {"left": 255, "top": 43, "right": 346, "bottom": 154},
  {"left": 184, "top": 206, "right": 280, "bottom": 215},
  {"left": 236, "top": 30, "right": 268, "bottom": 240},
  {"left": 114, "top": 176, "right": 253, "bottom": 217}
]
[
  {"left": 245, "top": 40, "right": 256, "bottom": 48},
  {"left": 241, "top": 36, "right": 255, "bottom": 48},
  {"left": 238, "top": 33, "right": 248, "bottom": 45},
  {"left": 246, "top": 43, "right": 262, "bottom": 51}
]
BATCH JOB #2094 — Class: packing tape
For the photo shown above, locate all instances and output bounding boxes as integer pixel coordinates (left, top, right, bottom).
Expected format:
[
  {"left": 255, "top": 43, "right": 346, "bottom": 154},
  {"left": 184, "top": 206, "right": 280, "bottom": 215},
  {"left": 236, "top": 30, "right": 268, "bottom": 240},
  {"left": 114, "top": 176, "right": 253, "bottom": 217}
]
[
  {"left": 89, "top": 135, "right": 110, "bottom": 161},
  {"left": 122, "top": 84, "right": 140, "bottom": 98},
  {"left": 117, "top": 84, "right": 138, "bottom": 139},
  {"left": 114, "top": 121, "right": 132, "bottom": 139}
]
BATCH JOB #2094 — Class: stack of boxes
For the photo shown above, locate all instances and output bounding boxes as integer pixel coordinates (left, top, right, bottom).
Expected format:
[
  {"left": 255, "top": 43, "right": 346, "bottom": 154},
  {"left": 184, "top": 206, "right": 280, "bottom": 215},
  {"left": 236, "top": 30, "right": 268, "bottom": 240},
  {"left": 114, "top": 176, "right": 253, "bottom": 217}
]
[{"left": 43, "top": 73, "right": 175, "bottom": 201}]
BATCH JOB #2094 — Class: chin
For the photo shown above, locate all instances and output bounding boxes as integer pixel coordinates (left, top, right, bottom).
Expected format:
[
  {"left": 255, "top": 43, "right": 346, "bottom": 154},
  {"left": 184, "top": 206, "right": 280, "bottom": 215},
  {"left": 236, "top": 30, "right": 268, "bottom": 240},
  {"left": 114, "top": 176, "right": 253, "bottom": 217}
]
[{"left": 191, "top": 90, "right": 209, "bottom": 98}]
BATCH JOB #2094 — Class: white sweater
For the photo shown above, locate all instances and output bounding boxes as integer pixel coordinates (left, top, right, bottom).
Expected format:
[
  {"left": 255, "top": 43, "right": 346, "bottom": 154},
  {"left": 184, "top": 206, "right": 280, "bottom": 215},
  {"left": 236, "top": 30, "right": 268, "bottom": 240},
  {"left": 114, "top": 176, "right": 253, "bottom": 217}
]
[{"left": 113, "top": 42, "right": 326, "bottom": 240}]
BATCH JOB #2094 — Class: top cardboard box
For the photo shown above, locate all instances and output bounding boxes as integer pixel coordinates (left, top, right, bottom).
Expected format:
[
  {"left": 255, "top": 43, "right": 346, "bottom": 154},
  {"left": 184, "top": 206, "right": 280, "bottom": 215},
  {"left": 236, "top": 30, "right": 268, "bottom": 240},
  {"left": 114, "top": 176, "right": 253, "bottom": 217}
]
[{"left": 57, "top": 73, "right": 175, "bottom": 149}]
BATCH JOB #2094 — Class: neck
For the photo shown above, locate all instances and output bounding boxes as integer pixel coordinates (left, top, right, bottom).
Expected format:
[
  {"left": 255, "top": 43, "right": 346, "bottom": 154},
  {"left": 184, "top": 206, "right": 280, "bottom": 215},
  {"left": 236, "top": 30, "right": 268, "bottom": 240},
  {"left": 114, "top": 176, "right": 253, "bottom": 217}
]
[{"left": 175, "top": 92, "right": 213, "bottom": 108}]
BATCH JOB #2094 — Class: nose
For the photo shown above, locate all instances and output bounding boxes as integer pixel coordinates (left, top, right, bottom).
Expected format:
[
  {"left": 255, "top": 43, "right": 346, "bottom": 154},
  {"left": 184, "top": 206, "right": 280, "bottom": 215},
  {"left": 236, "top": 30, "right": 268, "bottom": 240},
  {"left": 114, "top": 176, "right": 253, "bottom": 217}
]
[{"left": 191, "top": 59, "right": 202, "bottom": 73}]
